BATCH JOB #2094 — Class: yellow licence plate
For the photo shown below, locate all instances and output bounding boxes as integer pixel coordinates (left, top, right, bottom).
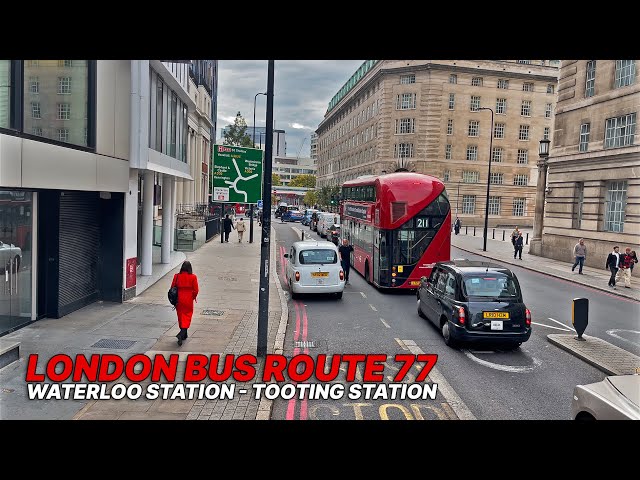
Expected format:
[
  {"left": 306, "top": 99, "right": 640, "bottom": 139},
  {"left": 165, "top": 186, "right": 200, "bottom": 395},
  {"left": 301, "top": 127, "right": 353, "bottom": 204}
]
[
  {"left": 410, "top": 281, "right": 421, "bottom": 286},
  {"left": 311, "top": 272, "right": 329, "bottom": 277},
  {"left": 483, "top": 312, "right": 509, "bottom": 319}
]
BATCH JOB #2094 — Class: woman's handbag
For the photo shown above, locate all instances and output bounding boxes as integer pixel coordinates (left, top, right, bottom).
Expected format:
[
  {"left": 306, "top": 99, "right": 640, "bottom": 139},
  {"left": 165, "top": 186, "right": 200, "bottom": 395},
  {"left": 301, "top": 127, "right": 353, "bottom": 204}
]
[{"left": 168, "top": 274, "right": 178, "bottom": 307}]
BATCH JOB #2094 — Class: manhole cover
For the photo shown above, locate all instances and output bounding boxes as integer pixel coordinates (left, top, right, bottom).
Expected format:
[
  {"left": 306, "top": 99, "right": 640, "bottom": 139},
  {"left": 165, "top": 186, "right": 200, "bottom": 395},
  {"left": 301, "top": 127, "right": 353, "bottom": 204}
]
[
  {"left": 217, "top": 276, "right": 237, "bottom": 282},
  {"left": 294, "top": 341, "right": 316, "bottom": 348},
  {"left": 90, "top": 339, "right": 136, "bottom": 350},
  {"left": 202, "top": 309, "right": 225, "bottom": 316}
]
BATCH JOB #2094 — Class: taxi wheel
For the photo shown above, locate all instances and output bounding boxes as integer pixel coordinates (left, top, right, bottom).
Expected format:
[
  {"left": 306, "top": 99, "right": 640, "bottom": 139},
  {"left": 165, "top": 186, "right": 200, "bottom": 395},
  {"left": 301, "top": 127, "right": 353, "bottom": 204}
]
[
  {"left": 335, "top": 292, "right": 343, "bottom": 300},
  {"left": 442, "top": 321, "right": 458, "bottom": 348},
  {"left": 417, "top": 299, "right": 426, "bottom": 319},
  {"left": 289, "top": 280, "right": 299, "bottom": 300}
]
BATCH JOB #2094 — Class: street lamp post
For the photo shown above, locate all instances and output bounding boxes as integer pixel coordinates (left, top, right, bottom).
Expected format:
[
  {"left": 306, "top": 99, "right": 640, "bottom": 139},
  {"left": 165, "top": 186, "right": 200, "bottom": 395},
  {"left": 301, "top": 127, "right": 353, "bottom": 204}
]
[
  {"left": 478, "top": 107, "right": 494, "bottom": 252},
  {"left": 251, "top": 92, "right": 266, "bottom": 244},
  {"left": 530, "top": 139, "right": 551, "bottom": 255}
]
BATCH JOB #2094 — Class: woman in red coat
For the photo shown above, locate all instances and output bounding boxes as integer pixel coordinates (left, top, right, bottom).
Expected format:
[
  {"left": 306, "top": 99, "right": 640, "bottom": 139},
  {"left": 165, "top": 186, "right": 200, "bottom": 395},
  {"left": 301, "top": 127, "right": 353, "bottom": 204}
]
[{"left": 171, "top": 261, "right": 199, "bottom": 346}]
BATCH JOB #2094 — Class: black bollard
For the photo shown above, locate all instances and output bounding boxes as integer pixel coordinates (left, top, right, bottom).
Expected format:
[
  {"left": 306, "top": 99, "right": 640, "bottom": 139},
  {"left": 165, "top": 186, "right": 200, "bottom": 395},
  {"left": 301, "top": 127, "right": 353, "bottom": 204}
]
[
  {"left": 572, "top": 298, "right": 588, "bottom": 341},
  {"left": 502, "top": 230, "right": 505, "bottom": 241},
  {"left": 526, "top": 232, "right": 529, "bottom": 245},
  {"left": 465, "top": 226, "right": 468, "bottom": 235},
  {"left": 473, "top": 226, "right": 476, "bottom": 236}
]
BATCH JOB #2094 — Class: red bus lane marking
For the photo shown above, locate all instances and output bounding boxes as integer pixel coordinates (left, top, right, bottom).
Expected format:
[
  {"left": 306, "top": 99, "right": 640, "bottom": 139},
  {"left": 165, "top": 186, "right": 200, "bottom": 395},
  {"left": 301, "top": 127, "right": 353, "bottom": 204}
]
[
  {"left": 285, "top": 302, "right": 302, "bottom": 420},
  {"left": 300, "top": 302, "right": 310, "bottom": 420},
  {"left": 279, "top": 246, "right": 286, "bottom": 281}
]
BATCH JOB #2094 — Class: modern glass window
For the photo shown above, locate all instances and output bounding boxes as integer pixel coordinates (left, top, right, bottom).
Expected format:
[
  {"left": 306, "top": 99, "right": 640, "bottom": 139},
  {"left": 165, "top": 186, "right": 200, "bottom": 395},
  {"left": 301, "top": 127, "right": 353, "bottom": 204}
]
[
  {"left": 492, "top": 147, "right": 503, "bottom": 162},
  {"left": 545, "top": 103, "right": 552, "bottom": 118},
  {"left": 494, "top": 123, "right": 505, "bottom": 139},
  {"left": 490, "top": 172, "right": 504, "bottom": 184},
  {"left": 462, "top": 171, "right": 479, "bottom": 183},
  {"left": 449, "top": 74, "right": 457, "bottom": 84},
  {"left": 517, "top": 149, "right": 528, "bottom": 164},
  {"left": 154, "top": 77, "right": 163, "bottom": 151},
  {"left": 449, "top": 93, "right": 455, "bottom": 110},
  {"left": 394, "top": 143, "right": 414, "bottom": 158},
  {"left": 513, "top": 174, "right": 528, "bottom": 186},
  {"left": 443, "top": 170, "right": 450, "bottom": 181},
  {"left": 496, "top": 98, "right": 506, "bottom": 114},
  {"left": 468, "top": 120, "right": 479, "bottom": 137},
  {"left": 544, "top": 127, "right": 550, "bottom": 140},
  {"left": 519, "top": 125, "right": 530, "bottom": 140},
  {"left": 470, "top": 96, "right": 480, "bottom": 111},
  {"left": 466, "top": 145, "right": 478, "bottom": 160},
  {"left": 513, "top": 198, "right": 526, "bottom": 216},
  {"left": 604, "top": 181, "right": 627, "bottom": 232},
  {"left": 462, "top": 195, "right": 476, "bottom": 214},
  {"left": 58, "top": 76, "right": 71, "bottom": 94},
  {"left": 29, "top": 76, "right": 39, "bottom": 94},
  {"left": 585, "top": 60, "right": 596, "bottom": 97},
  {"left": 521, "top": 100, "right": 531, "bottom": 116},
  {"left": 579, "top": 123, "right": 590, "bottom": 152},
  {"left": 447, "top": 119, "right": 453, "bottom": 135},
  {"left": 396, "top": 118, "right": 415, "bottom": 134},
  {"left": 488, "top": 196, "right": 501, "bottom": 215},
  {"left": 400, "top": 74, "right": 415, "bottom": 84},
  {"left": 472, "top": 77, "right": 483, "bottom": 87},
  {"left": 523, "top": 82, "right": 534, "bottom": 92},
  {"left": 497, "top": 79, "right": 509, "bottom": 89},
  {"left": 396, "top": 93, "right": 416, "bottom": 109},
  {"left": 614, "top": 61, "right": 635, "bottom": 88},
  {"left": 604, "top": 113, "right": 636, "bottom": 148},
  {"left": 57, "top": 128, "right": 69, "bottom": 142},
  {"left": 546, "top": 84, "right": 555, "bottom": 94}
]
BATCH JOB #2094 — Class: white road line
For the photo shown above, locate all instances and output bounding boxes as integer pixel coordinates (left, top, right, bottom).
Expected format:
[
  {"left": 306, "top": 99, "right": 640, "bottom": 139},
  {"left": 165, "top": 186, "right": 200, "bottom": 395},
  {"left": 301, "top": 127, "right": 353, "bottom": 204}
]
[
  {"left": 548, "top": 317, "right": 576, "bottom": 332},
  {"left": 462, "top": 349, "right": 542, "bottom": 373},
  {"left": 394, "top": 338, "right": 408, "bottom": 350},
  {"left": 379, "top": 318, "right": 390, "bottom": 328},
  {"left": 369, "top": 304, "right": 378, "bottom": 312},
  {"left": 403, "top": 340, "right": 476, "bottom": 420},
  {"left": 360, "top": 292, "right": 367, "bottom": 299},
  {"left": 606, "top": 329, "right": 640, "bottom": 349},
  {"left": 531, "top": 321, "right": 573, "bottom": 332}
]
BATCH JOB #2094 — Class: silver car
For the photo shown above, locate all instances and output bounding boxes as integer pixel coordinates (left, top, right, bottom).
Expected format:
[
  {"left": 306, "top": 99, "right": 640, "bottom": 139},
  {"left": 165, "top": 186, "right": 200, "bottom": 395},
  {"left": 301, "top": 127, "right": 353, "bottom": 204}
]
[{"left": 572, "top": 374, "right": 640, "bottom": 420}]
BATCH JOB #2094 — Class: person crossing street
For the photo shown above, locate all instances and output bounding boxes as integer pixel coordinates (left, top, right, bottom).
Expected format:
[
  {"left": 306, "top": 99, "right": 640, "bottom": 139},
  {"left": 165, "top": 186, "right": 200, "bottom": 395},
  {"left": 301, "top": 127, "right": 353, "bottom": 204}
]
[{"left": 338, "top": 238, "right": 354, "bottom": 285}]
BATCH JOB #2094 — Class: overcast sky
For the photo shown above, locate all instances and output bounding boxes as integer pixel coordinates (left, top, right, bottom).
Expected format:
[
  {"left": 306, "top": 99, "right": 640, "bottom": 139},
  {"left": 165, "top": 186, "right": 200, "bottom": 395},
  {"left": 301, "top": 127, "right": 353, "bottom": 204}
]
[{"left": 216, "top": 60, "right": 364, "bottom": 158}]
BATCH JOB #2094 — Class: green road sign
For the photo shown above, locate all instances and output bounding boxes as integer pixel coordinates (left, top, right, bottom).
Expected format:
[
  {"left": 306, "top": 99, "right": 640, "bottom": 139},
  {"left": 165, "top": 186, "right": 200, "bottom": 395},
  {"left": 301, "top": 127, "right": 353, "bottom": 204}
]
[{"left": 212, "top": 145, "right": 263, "bottom": 203}]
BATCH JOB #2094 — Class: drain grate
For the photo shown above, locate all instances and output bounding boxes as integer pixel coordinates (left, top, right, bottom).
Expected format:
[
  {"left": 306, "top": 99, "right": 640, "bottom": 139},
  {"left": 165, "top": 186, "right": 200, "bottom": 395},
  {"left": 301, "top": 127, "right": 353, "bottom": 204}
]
[
  {"left": 294, "top": 341, "right": 316, "bottom": 348},
  {"left": 91, "top": 339, "right": 136, "bottom": 350},
  {"left": 202, "top": 309, "right": 225, "bottom": 316}
]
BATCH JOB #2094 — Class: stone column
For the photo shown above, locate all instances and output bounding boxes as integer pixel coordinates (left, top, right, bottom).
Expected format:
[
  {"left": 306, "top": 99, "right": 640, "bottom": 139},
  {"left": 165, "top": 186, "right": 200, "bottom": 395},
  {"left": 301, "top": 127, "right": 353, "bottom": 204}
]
[{"left": 529, "top": 158, "right": 548, "bottom": 255}]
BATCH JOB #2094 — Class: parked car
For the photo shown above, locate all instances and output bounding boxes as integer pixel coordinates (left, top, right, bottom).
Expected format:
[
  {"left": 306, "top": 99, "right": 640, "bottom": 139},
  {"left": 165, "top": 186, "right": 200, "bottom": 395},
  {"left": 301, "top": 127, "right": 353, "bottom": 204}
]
[
  {"left": 417, "top": 260, "right": 531, "bottom": 349},
  {"left": 0, "top": 240, "right": 22, "bottom": 272},
  {"left": 327, "top": 224, "right": 341, "bottom": 245},
  {"left": 302, "top": 209, "right": 318, "bottom": 226},
  {"left": 317, "top": 213, "right": 341, "bottom": 238},
  {"left": 275, "top": 205, "right": 288, "bottom": 218},
  {"left": 572, "top": 374, "right": 640, "bottom": 420},
  {"left": 284, "top": 240, "right": 345, "bottom": 299},
  {"left": 282, "top": 210, "right": 304, "bottom": 222}
]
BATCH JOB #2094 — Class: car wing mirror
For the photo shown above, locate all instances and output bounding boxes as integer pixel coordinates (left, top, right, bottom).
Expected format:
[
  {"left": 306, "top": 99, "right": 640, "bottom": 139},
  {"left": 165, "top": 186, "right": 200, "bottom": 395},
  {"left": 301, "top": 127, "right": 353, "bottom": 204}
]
[
  {"left": 283, "top": 253, "right": 289, "bottom": 258},
  {"left": 421, "top": 276, "right": 429, "bottom": 285}
]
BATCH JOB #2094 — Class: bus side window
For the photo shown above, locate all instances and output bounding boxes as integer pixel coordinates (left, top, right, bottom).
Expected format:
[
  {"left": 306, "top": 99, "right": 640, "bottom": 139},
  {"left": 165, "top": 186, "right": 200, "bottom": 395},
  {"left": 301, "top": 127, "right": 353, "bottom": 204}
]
[{"left": 380, "top": 234, "right": 386, "bottom": 258}]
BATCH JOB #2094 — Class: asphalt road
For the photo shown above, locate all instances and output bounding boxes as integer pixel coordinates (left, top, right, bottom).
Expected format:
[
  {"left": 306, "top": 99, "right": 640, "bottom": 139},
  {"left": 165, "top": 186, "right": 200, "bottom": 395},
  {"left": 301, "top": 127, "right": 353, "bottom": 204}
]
[{"left": 270, "top": 219, "right": 638, "bottom": 420}]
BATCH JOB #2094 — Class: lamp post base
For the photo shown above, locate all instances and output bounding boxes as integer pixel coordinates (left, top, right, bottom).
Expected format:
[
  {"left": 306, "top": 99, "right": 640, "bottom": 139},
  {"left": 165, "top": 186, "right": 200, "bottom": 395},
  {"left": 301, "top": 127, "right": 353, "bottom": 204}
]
[{"left": 528, "top": 238, "right": 543, "bottom": 256}]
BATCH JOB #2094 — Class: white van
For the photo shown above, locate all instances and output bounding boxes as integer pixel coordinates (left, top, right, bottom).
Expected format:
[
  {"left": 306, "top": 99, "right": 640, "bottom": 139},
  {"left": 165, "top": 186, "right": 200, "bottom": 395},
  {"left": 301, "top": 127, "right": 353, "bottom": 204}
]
[
  {"left": 317, "top": 213, "right": 341, "bottom": 238},
  {"left": 284, "top": 240, "right": 345, "bottom": 299}
]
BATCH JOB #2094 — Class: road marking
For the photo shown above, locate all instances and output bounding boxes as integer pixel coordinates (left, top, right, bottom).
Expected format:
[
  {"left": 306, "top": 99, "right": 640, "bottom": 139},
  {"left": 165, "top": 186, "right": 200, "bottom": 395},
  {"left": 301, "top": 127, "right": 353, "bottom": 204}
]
[
  {"left": 379, "top": 318, "right": 390, "bottom": 328},
  {"left": 606, "top": 329, "right": 640, "bottom": 349},
  {"left": 462, "top": 349, "right": 542, "bottom": 373},
  {"left": 531, "top": 321, "right": 573, "bottom": 332},
  {"left": 403, "top": 340, "right": 476, "bottom": 420},
  {"left": 369, "top": 304, "right": 377, "bottom": 312},
  {"left": 548, "top": 317, "right": 576, "bottom": 332},
  {"left": 394, "top": 338, "right": 408, "bottom": 350},
  {"left": 360, "top": 292, "right": 367, "bottom": 299}
]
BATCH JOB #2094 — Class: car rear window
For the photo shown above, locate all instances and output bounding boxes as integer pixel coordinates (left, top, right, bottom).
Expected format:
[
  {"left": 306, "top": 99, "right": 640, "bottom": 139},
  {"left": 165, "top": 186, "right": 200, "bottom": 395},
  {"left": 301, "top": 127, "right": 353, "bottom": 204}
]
[
  {"left": 299, "top": 249, "right": 337, "bottom": 265},
  {"left": 462, "top": 274, "right": 520, "bottom": 298}
]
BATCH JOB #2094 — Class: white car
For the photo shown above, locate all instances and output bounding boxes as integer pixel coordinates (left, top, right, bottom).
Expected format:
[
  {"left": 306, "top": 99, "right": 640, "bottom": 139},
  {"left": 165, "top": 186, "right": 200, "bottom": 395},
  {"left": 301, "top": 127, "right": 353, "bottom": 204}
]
[
  {"left": 0, "top": 241, "right": 22, "bottom": 272},
  {"left": 572, "top": 374, "right": 640, "bottom": 420},
  {"left": 284, "top": 240, "right": 345, "bottom": 299},
  {"left": 317, "top": 213, "right": 341, "bottom": 238}
]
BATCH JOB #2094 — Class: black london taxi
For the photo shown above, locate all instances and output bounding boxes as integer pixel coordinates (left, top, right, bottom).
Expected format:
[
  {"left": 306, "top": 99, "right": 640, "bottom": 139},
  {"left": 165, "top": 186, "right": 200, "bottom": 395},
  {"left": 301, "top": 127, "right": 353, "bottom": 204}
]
[{"left": 417, "top": 260, "right": 531, "bottom": 349}]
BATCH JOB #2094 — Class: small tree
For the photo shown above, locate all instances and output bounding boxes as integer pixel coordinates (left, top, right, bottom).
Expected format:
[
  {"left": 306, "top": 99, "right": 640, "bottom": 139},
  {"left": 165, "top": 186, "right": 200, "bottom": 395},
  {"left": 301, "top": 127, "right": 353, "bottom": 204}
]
[
  {"left": 222, "top": 112, "right": 254, "bottom": 147},
  {"left": 272, "top": 173, "right": 282, "bottom": 186},
  {"left": 289, "top": 174, "right": 316, "bottom": 188},
  {"left": 303, "top": 189, "right": 318, "bottom": 207}
]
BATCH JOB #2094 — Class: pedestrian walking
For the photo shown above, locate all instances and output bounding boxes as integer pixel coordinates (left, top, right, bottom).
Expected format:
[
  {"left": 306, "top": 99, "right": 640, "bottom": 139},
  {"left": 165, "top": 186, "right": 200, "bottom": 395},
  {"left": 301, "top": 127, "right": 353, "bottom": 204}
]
[
  {"left": 615, "top": 247, "right": 635, "bottom": 289},
  {"left": 454, "top": 217, "right": 461, "bottom": 235},
  {"left": 236, "top": 217, "right": 246, "bottom": 242},
  {"left": 605, "top": 246, "right": 621, "bottom": 289},
  {"left": 170, "top": 261, "right": 199, "bottom": 346},
  {"left": 572, "top": 238, "right": 587, "bottom": 274},
  {"left": 338, "top": 238, "right": 354, "bottom": 284},
  {"left": 514, "top": 232, "right": 524, "bottom": 260},
  {"left": 630, "top": 250, "right": 638, "bottom": 273},
  {"left": 510, "top": 227, "right": 521, "bottom": 246},
  {"left": 223, "top": 214, "right": 233, "bottom": 243}
]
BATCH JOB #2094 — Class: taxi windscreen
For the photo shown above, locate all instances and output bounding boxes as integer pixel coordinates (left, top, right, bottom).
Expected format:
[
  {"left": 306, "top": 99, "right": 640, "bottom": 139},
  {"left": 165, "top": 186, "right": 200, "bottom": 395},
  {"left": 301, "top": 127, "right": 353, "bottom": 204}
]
[
  {"left": 299, "top": 249, "right": 338, "bottom": 265},
  {"left": 461, "top": 274, "right": 520, "bottom": 298}
]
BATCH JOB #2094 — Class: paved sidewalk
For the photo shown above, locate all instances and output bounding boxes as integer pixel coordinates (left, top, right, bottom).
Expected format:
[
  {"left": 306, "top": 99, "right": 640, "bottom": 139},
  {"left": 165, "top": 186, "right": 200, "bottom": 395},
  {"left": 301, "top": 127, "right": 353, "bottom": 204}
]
[
  {"left": 0, "top": 226, "right": 288, "bottom": 420},
  {"left": 452, "top": 232, "right": 640, "bottom": 302}
]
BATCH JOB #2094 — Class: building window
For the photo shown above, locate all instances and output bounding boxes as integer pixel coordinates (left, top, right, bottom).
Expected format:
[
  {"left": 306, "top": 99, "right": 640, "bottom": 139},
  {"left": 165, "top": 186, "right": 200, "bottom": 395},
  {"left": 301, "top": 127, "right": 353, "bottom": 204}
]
[
  {"left": 396, "top": 93, "right": 416, "bottom": 109},
  {"left": 605, "top": 113, "right": 636, "bottom": 148},
  {"left": 31, "top": 102, "right": 41, "bottom": 119},
  {"left": 463, "top": 171, "right": 479, "bottom": 183},
  {"left": 513, "top": 174, "right": 529, "bottom": 186},
  {"left": 494, "top": 123, "right": 505, "bottom": 139},
  {"left": 585, "top": 61, "right": 596, "bottom": 98},
  {"left": 497, "top": 79, "right": 509, "bottom": 89},
  {"left": 604, "top": 181, "right": 627, "bottom": 232},
  {"left": 579, "top": 123, "right": 590, "bottom": 152},
  {"left": 57, "top": 128, "right": 69, "bottom": 142},
  {"left": 58, "top": 77, "right": 71, "bottom": 94},
  {"left": 517, "top": 149, "right": 528, "bottom": 164},
  {"left": 523, "top": 82, "right": 534, "bottom": 92},
  {"left": 466, "top": 145, "right": 478, "bottom": 161},
  {"left": 496, "top": 98, "right": 506, "bottom": 114},
  {"left": 489, "top": 172, "right": 504, "bottom": 185},
  {"left": 517, "top": 60, "right": 532, "bottom": 65},
  {"left": 396, "top": 118, "right": 415, "bottom": 134},
  {"left": 614, "top": 60, "right": 635, "bottom": 88},
  {"left": 29, "top": 77, "right": 39, "bottom": 94},
  {"left": 57, "top": 103, "right": 70, "bottom": 120},
  {"left": 543, "top": 127, "right": 550, "bottom": 140},
  {"left": 33, "top": 127, "right": 42, "bottom": 136},
  {"left": 472, "top": 77, "right": 483, "bottom": 87},
  {"left": 443, "top": 170, "right": 450, "bottom": 182},
  {"left": 513, "top": 198, "right": 526, "bottom": 216},
  {"left": 573, "top": 182, "right": 584, "bottom": 229},
  {"left": 488, "top": 196, "right": 501, "bottom": 215},
  {"left": 394, "top": 143, "right": 414, "bottom": 158},
  {"left": 58, "top": 60, "right": 73, "bottom": 68},
  {"left": 521, "top": 100, "right": 531, "bottom": 117},
  {"left": 449, "top": 93, "right": 455, "bottom": 110},
  {"left": 546, "top": 84, "right": 555, "bottom": 94},
  {"left": 445, "top": 144, "right": 452, "bottom": 160},
  {"left": 449, "top": 74, "right": 457, "bottom": 84},
  {"left": 470, "top": 96, "right": 480, "bottom": 111},
  {"left": 519, "top": 125, "right": 530, "bottom": 141},
  {"left": 468, "top": 120, "right": 479, "bottom": 137},
  {"left": 545, "top": 104, "right": 552, "bottom": 118},
  {"left": 462, "top": 195, "right": 476, "bottom": 214},
  {"left": 447, "top": 119, "right": 453, "bottom": 135},
  {"left": 492, "top": 147, "right": 503, "bottom": 162},
  {"left": 400, "top": 74, "right": 415, "bottom": 84}
]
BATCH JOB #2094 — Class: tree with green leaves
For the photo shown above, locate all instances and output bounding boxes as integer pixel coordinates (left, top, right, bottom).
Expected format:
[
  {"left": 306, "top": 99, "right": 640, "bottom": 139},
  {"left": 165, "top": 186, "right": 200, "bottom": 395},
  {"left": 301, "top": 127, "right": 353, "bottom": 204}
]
[
  {"left": 222, "top": 112, "right": 254, "bottom": 147},
  {"left": 303, "top": 189, "right": 318, "bottom": 206},
  {"left": 272, "top": 173, "right": 282, "bottom": 186},
  {"left": 289, "top": 174, "right": 316, "bottom": 188}
]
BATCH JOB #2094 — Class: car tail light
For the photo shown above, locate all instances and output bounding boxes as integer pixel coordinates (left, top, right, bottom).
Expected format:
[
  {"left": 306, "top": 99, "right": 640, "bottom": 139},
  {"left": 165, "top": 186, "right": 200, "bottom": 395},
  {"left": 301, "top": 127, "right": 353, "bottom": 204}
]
[
  {"left": 457, "top": 306, "right": 466, "bottom": 325},
  {"left": 525, "top": 308, "right": 531, "bottom": 326},
  {"left": 339, "top": 270, "right": 344, "bottom": 280},
  {"left": 295, "top": 271, "right": 300, "bottom": 282}
]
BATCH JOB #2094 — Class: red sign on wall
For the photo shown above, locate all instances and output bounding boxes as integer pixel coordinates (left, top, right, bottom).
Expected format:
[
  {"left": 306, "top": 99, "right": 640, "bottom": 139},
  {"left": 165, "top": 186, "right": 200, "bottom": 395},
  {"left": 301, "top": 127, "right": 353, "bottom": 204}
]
[{"left": 126, "top": 257, "right": 137, "bottom": 289}]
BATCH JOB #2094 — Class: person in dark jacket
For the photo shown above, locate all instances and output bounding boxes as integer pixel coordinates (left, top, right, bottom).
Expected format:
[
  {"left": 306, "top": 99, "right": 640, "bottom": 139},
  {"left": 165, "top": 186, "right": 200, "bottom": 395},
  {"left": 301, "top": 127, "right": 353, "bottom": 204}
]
[
  {"left": 615, "top": 247, "right": 635, "bottom": 289},
  {"left": 514, "top": 232, "right": 524, "bottom": 260},
  {"left": 454, "top": 217, "right": 461, "bottom": 235},
  {"left": 223, "top": 214, "right": 234, "bottom": 243},
  {"left": 338, "top": 238, "right": 354, "bottom": 284},
  {"left": 170, "top": 261, "right": 199, "bottom": 346},
  {"left": 605, "top": 246, "right": 621, "bottom": 289}
]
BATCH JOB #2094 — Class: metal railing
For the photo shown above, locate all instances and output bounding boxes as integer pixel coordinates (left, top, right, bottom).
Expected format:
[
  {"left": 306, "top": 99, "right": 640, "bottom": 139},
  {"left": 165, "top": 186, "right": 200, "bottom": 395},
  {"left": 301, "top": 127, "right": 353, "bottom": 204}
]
[{"left": 453, "top": 225, "right": 530, "bottom": 245}]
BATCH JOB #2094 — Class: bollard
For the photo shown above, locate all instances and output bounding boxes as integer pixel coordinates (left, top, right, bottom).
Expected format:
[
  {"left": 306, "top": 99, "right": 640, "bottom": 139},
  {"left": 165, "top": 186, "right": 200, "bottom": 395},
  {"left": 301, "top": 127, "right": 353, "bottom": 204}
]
[
  {"left": 492, "top": 228, "right": 495, "bottom": 239},
  {"left": 473, "top": 226, "right": 476, "bottom": 236},
  {"left": 526, "top": 233, "right": 529, "bottom": 245},
  {"left": 465, "top": 226, "right": 468, "bottom": 235},
  {"left": 572, "top": 298, "right": 588, "bottom": 341},
  {"left": 502, "top": 230, "right": 505, "bottom": 241},
  {"left": 302, "top": 231, "right": 305, "bottom": 241}
]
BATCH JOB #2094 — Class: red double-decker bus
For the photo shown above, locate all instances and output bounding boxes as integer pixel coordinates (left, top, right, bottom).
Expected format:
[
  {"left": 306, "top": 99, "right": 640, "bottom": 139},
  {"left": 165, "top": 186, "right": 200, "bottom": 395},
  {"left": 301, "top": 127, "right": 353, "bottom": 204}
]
[{"left": 340, "top": 172, "right": 451, "bottom": 289}]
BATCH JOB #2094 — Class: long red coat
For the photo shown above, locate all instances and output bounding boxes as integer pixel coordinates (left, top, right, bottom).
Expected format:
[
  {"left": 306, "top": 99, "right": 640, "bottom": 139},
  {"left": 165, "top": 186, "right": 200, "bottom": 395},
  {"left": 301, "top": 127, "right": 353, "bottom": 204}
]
[{"left": 171, "top": 272, "right": 199, "bottom": 329}]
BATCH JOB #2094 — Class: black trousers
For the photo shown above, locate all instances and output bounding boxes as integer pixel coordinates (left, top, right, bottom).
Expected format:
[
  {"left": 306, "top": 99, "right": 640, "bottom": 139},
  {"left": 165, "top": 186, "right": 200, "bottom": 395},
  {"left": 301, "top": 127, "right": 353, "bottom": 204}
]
[
  {"left": 341, "top": 261, "right": 350, "bottom": 281},
  {"left": 609, "top": 266, "right": 618, "bottom": 286},
  {"left": 224, "top": 230, "right": 231, "bottom": 242},
  {"left": 514, "top": 246, "right": 523, "bottom": 259}
]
